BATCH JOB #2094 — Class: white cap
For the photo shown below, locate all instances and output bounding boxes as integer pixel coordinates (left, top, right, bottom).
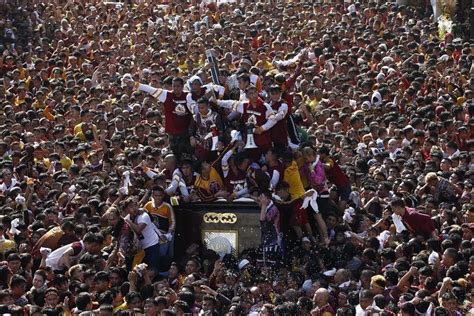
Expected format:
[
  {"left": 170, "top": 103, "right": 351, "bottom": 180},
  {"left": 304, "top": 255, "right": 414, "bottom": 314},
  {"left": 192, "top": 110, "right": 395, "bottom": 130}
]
[
  {"left": 238, "top": 259, "right": 250, "bottom": 270},
  {"left": 438, "top": 54, "right": 449, "bottom": 62},
  {"left": 371, "top": 90, "right": 382, "bottom": 106},
  {"left": 323, "top": 268, "right": 337, "bottom": 277},
  {"left": 302, "top": 279, "right": 313, "bottom": 293},
  {"left": 361, "top": 101, "right": 371, "bottom": 111},
  {"left": 376, "top": 72, "right": 385, "bottom": 82}
]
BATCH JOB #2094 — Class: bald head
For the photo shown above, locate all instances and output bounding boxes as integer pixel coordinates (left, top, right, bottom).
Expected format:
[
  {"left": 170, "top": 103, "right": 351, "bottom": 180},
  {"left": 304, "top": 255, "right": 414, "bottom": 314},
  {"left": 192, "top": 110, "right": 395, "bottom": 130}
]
[{"left": 313, "top": 288, "right": 329, "bottom": 307}]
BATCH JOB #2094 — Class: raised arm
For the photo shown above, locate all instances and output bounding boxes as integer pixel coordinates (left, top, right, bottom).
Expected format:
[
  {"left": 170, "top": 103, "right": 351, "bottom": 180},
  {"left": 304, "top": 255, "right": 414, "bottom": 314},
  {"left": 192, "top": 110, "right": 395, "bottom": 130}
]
[
  {"left": 166, "top": 171, "right": 183, "bottom": 196},
  {"left": 205, "top": 83, "right": 226, "bottom": 98},
  {"left": 221, "top": 149, "right": 234, "bottom": 178},
  {"left": 217, "top": 99, "right": 244, "bottom": 113},
  {"left": 137, "top": 83, "right": 169, "bottom": 103}
]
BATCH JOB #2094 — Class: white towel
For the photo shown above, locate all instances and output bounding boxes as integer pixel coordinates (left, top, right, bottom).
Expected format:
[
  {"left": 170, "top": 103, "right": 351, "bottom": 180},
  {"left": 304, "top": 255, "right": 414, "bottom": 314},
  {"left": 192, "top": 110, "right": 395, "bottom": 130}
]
[
  {"left": 343, "top": 207, "right": 355, "bottom": 223},
  {"left": 377, "top": 230, "right": 391, "bottom": 250},
  {"left": 122, "top": 170, "right": 131, "bottom": 195},
  {"left": 391, "top": 213, "right": 407, "bottom": 233},
  {"left": 428, "top": 251, "right": 440, "bottom": 265},
  {"left": 10, "top": 218, "right": 20, "bottom": 236},
  {"left": 302, "top": 190, "right": 319, "bottom": 213}
]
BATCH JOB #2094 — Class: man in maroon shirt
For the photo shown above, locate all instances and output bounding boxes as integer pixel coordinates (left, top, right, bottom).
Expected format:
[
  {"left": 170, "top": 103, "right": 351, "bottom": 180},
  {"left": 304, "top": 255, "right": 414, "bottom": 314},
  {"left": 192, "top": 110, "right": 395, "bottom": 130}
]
[
  {"left": 126, "top": 76, "right": 195, "bottom": 156},
  {"left": 217, "top": 85, "right": 277, "bottom": 160},
  {"left": 390, "top": 198, "right": 436, "bottom": 238},
  {"left": 268, "top": 85, "right": 289, "bottom": 150},
  {"left": 319, "top": 146, "right": 351, "bottom": 210}
]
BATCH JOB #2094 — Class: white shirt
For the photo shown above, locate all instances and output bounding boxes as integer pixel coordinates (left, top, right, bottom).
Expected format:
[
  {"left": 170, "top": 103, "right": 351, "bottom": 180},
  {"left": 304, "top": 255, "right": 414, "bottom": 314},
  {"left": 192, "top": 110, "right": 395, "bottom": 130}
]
[
  {"left": 125, "top": 213, "right": 159, "bottom": 249},
  {"left": 45, "top": 241, "right": 84, "bottom": 271},
  {"left": 0, "top": 178, "right": 18, "bottom": 193},
  {"left": 355, "top": 304, "right": 368, "bottom": 316}
]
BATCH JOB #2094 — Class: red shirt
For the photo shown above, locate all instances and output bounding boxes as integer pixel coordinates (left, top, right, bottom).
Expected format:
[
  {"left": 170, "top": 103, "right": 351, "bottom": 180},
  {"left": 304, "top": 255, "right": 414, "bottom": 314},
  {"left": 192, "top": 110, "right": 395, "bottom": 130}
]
[
  {"left": 401, "top": 207, "right": 435, "bottom": 236},
  {"left": 223, "top": 168, "right": 247, "bottom": 194},
  {"left": 242, "top": 98, "right": 272, "bottom": 146},
  {"left": 163, "top": 92, "right": 191, "bottom": 135},
  {"left": 324, "top": 158, "right": 350, "bottom": 188},
  {"left": 270, "top": 100, "right": 289, "bottom": 145}
]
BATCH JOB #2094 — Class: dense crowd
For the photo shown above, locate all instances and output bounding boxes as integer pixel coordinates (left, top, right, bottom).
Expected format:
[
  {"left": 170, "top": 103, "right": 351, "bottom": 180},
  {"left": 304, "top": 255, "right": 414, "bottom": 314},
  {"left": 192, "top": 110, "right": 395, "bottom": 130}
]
[{"left": 0, "top": 0, "right": 473, "bottom": 315}]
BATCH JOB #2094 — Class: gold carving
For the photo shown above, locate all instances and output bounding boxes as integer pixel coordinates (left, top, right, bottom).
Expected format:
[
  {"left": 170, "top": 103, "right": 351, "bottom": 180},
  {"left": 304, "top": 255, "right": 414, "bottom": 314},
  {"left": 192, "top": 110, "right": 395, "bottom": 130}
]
[{"left": 203, "top": 212, "right": 237, "bottom": 224}]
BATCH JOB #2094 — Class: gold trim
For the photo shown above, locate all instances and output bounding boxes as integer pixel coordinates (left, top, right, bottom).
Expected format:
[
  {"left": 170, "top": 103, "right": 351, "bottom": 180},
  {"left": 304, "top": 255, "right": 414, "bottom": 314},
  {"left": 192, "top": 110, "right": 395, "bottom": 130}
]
[
  {"left": 203, "top": 212, "right": 238, "bottom": 224},
  {"left": 153, "top": 89, "right": 163, "bottom": 99}
]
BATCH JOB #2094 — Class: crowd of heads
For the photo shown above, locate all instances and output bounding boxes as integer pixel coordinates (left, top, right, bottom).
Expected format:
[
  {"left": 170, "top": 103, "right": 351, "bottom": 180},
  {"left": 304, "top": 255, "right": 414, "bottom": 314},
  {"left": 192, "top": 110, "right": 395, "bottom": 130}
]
[{"left": 0, "top": 0, "right": 473, "bottom": 315}]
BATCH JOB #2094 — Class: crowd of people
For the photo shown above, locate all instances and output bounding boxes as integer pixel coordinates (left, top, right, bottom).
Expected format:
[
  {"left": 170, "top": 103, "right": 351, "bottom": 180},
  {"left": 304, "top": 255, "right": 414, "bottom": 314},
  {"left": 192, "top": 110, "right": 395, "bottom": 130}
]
[{"left": 0, "top": 0, "right": 473, "bottom": 315}]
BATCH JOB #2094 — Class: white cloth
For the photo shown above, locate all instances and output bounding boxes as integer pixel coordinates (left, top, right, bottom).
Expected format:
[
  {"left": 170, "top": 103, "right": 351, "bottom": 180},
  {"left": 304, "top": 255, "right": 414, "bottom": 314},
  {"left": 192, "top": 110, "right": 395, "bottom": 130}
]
[
  {"left": 371, "top": 90, "right": 382, "bottom": 106},
  {"left": 302, "top": 190, "right": 319, "bottom": 213},
  {"left": 302, "top": 279, "right": 313, "bottom": 293},
  {"left": 0, "top": 178, "right": 18, "bottom": 193},
  {"left": 343, "top": 207, "right": 355, "bottom": 224},
  {"left": 9, "top": 218, "right": 21, "bottom": 236},
  {"left": 122, "top": 170, "right": 131, "bottom": 195},
  {"left": 125, "top": 213, "right": 159, "bottom": 249},
  {"left": 45, "top": 241, "right": 84, "bottom": 271},
  {"left": 377, "top": 231, "right": 391, "bottom": 251},
  {"left": 428, "top": 251, "right": 440, "bottom": 265},
  {"left": 391, "top": 213, "right": 407, "bottom": 233},
  {"left": 323, "top": 268, "right": 336, "bottom": 277},
  {"left": 431, "top": 0, "right": 440, "bottom": 19}
]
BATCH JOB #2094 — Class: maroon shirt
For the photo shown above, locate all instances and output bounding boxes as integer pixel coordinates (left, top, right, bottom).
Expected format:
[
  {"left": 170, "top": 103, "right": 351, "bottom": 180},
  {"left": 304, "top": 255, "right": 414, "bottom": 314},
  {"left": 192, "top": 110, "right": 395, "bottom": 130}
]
[
  {"left": 163, "top": 92, "right": 191, "bottom": 135},
  {"left": 242, "top": 98, "right": 272, "bottom": 147},
  {"left": 223, "top": 168, "right": 247, "bottom": 194},
  {"left": 270, "top": 100, "right": 289, "bottom": 146},
  {"left": 324, "top": 157, "right": 350, "bottom": 188},
  {"left": 401, "top": 207, "right": 435, "bottom": 236}
]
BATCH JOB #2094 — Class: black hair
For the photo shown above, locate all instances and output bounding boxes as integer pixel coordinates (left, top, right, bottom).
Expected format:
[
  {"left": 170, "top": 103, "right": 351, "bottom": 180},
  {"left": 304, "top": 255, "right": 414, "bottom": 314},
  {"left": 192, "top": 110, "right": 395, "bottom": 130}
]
[
  {"left": 75, "top": 292, "right": 92, "bottom": 311},
  {"left": 197, "top": 97, "right": 209, "bottom": 105},
  {"left": 10, "top": 275, "right": 27, "bottom": 288},
  {"left": 172, "top": 77, "right": 185, "bottom": 85}
]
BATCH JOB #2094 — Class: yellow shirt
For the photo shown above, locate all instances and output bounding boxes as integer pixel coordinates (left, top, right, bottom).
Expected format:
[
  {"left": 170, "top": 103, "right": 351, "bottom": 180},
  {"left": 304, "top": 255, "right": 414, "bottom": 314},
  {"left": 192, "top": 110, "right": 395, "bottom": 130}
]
[
  {"left": 35, "top": 157, "right": 51, "bottom": 168},
  {"left": 113, "top": 302, "right": 127, "bottom": 314},
  {"left": 74, "top": 123, "right": 97, "bottom": 141},
  {"left": 144, "top": 201, "right": 174, "bottom": 231},
  {"left": 195, "top": 167, "right": 224, "bottom": 202},
  {"left": 33, "top": 100, "right": 46, "bottom": 110},
  {"left": 0, "top": 238, "right": 16, "bottom": 255},
  {"left": 60, "top": 155, "right": 73, "bottom": 170},
  {"left": 178, "top": 63, "right": 188, "bottom": 73},
  {"left": 256, "top": 60, "right": 274, "bottom": 71},
  {"left": 283, "top": 161, "right": 305, "bottom": 200},
  {"left": 296, "top": 156, "right": 310, "bottom": 189},
  {"left": 14, "top": 97, "right": 26, "bottom": 107}
]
